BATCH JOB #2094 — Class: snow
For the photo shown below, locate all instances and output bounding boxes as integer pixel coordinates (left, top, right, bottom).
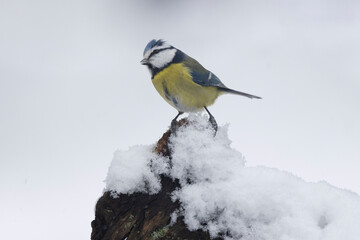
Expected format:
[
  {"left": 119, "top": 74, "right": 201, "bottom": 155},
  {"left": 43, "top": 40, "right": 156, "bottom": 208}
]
[
  {"left": 105, "top": 114, "right": 360, "bottom": 240},
  {"left": 105, "top": 145, "right": 166, "bottom": 195}
]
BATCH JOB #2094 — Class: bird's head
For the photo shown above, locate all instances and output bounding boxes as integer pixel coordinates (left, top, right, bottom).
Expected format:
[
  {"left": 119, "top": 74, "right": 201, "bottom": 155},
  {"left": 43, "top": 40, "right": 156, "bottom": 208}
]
[{"left": 141, "top": 39, "right": 178, "bottom": 75}]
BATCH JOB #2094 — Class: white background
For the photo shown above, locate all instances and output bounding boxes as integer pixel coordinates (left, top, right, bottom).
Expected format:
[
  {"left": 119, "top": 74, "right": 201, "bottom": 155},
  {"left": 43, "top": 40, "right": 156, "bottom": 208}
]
[{"left": 1, "top": 1, "right": 359, "bottom": 239}]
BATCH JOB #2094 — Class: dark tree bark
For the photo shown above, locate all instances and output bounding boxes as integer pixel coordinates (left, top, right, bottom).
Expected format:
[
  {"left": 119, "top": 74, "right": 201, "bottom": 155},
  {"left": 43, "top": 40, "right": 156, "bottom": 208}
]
[{"left": 91, "top": 120, "right": 220, "bottom": 240}]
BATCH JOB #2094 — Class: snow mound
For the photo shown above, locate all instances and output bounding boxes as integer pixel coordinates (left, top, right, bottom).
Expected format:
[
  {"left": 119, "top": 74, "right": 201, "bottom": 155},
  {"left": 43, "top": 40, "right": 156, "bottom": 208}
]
[
  {"left": 105, "top": 145, "right": 167, "bottom": 195},
  {"left": 105, "top": 114, "right": 360, "bottom": 240}
]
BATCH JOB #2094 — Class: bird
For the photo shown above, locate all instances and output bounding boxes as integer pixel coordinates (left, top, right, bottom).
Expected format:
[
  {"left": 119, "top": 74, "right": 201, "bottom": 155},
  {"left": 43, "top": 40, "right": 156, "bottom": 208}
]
[{"left": 141, "top": 39, "right": 261, "bottom": 134}]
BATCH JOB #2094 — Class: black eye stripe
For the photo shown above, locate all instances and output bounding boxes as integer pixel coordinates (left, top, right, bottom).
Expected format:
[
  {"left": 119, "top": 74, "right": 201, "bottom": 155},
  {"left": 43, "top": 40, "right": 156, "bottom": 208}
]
[{"left": 148, "top": 47, "right": 173, "bottom": 59}]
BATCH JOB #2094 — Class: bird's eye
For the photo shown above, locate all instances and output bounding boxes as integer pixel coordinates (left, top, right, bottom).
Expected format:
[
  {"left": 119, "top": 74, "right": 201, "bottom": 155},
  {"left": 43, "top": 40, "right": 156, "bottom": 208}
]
[{"left": 152, "top": 49, "right": 160, "bottom": 54}]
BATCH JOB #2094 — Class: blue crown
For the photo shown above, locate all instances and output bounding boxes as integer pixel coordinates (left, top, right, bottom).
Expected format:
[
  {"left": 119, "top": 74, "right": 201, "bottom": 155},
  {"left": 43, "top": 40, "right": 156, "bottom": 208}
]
[{"left": 143, "top": 39, "right": 165, "bottom": 55}]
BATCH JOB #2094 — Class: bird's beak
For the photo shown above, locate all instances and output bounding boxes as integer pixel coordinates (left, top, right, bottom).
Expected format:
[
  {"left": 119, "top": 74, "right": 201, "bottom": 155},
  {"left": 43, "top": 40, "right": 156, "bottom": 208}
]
[{"left": 140, "top": 59, "right": 149, "bottom": 65}]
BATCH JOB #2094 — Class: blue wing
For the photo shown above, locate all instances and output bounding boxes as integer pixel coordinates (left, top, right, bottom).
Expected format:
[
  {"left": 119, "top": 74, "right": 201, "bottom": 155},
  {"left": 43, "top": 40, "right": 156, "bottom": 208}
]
[
  {"left": 191, "top": 69, "right": 226, "bottom": 88},
  {"left": 181, "top": 54, "right": 262, "bottom": 99},
  {"left": 182, "top": 55, "right": 226, "bottom": 88}
]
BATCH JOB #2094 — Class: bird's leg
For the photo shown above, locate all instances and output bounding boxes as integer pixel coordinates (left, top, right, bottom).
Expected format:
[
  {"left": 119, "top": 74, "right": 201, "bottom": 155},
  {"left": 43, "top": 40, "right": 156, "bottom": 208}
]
[
  {"left": 204, "top": 107, "right": 217, "bottom": 135},
  {"left": 171, "top": 111, "right": 184, "bottom": 133}
]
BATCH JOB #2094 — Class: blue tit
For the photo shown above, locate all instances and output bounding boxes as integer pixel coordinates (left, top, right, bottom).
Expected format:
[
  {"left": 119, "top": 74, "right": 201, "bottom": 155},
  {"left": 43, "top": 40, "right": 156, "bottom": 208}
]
[{"left": 141, "top": 39, "right": 261, "bottom": 133}]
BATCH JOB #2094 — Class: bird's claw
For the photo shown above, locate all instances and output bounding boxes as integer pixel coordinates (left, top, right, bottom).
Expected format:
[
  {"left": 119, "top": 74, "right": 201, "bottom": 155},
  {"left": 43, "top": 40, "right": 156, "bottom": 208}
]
[
  {"left": 170, "top": 112, "right": 183, "bottom": 135},
  {"left": 209, "top": 115, "right": 218, "bottom": 135},
  {"left": 171, "top": 119, "right": 179, "bottom": 134}
]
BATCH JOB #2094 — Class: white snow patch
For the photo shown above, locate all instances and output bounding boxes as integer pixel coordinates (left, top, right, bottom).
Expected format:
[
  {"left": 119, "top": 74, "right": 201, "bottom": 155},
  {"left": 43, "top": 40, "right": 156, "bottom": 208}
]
[
  {"left": 105, "top": 145, "right": 169, "bottom": 195},
  {"left": 169, "top": 115, "right": 245, "bottom": 185},
  {"left": 105, "top": 114, "right": 360, "bottom": 240}
]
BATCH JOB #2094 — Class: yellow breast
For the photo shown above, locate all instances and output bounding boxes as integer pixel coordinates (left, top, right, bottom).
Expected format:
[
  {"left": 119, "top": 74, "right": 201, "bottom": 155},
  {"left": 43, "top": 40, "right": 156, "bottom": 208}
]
[{"left": 152, "top": 63, "right": 221, "bottom": 112}]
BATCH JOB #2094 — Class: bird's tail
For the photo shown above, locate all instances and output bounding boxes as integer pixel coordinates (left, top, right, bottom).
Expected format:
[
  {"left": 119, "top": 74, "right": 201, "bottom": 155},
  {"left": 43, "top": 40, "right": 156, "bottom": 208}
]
[{"left": 217, "top": 87, "right": 262, "bottom": 99}]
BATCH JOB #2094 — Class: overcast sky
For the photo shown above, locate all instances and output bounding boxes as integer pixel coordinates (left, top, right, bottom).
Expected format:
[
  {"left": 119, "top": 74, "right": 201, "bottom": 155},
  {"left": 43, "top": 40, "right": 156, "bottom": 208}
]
[{"left": 1, "top": 1, "right": 359, "bottom": 239}]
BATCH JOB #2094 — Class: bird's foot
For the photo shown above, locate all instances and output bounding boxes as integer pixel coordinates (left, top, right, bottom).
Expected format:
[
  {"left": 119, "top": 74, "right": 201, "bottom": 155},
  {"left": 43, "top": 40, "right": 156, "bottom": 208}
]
[
  {"left": 171, "top": 119, "right": 179, "bottom": 134},
  {"left": 170, "top": 111, "right": 183, "bottom": 135},
  {"left": 209, "top": 115, "right": 218, "bottom": 136}
]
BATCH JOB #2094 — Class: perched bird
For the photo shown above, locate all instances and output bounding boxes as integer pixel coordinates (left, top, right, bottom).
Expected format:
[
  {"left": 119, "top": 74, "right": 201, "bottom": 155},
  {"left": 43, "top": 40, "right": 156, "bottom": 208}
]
[{"left": 141, "top": 39, "right": 261, "bottom": 133}]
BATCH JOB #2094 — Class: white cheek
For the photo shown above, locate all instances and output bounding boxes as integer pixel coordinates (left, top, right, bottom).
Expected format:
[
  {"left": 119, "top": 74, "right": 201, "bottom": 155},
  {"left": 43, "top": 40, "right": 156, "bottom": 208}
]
[{"left": 151, "top": 49, "right": 176, "bottom": 69}]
